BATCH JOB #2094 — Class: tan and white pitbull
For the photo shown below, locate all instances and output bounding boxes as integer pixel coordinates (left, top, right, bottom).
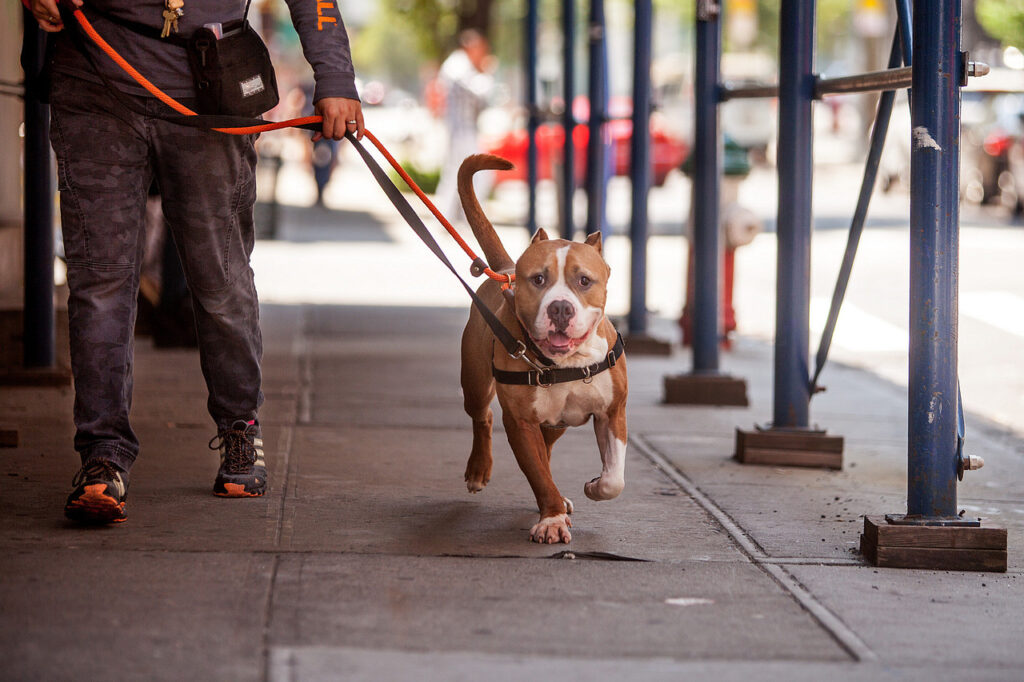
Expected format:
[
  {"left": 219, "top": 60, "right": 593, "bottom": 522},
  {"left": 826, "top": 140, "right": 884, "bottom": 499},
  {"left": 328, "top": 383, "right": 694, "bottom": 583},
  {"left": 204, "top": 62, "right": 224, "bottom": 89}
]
[{"left": 457, "top": 154, "right": 628, "bottom": 544}]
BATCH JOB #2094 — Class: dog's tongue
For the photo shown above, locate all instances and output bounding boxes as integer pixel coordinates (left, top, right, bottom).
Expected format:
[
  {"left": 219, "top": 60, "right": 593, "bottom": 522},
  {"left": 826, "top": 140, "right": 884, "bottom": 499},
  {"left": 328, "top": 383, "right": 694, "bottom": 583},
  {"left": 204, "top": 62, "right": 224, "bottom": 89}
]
[{"left": 547, "top": 331, "right": 571, "bottom": 350}]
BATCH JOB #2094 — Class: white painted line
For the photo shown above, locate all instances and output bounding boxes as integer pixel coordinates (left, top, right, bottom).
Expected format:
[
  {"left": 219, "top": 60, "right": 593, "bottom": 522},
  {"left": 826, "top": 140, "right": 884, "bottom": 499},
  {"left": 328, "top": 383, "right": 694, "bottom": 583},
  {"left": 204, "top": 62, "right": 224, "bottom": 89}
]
[
  {"left": 810, "top": 298, "right": 908, "bottom": 353},
  {"left": 632, "top": 434, "right": 878, "bottom": 663},
  {"left": 960, "top": 291, "right": 1024, "bottom": 338},
  {"left": 665, "top": 597, "right": 715, "bottom": 606}
]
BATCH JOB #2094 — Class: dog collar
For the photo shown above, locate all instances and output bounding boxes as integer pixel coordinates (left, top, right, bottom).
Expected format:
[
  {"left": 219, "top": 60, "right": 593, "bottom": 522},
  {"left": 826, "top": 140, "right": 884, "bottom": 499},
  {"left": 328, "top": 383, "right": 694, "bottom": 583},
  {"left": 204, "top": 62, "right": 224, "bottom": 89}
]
[{"left": 492, "top": 334, "right": 624, "bottom": 387}]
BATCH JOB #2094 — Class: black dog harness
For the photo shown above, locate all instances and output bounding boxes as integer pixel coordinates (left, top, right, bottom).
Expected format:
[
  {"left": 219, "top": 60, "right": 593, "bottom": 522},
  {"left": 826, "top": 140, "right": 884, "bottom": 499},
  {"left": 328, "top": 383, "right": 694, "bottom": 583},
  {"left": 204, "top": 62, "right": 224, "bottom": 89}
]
[{"left": 492, "top": 334, "right": 625, "bottom": 387}]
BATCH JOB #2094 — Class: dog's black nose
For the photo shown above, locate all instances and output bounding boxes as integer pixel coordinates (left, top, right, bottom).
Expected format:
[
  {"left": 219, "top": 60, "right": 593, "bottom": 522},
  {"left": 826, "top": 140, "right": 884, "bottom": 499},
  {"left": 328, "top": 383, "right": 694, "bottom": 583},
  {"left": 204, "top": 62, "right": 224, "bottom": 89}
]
[{"left": 547, "top": 299, "right": 575, "bottom": 330}]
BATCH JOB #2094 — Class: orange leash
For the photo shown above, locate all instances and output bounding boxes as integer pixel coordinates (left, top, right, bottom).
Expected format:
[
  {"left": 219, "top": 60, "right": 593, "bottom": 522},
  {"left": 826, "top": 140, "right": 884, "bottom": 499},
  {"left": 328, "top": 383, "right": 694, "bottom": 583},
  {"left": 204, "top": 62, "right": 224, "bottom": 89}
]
[{"left": 70, "top": 7, "right": 513, "bottom": 285}]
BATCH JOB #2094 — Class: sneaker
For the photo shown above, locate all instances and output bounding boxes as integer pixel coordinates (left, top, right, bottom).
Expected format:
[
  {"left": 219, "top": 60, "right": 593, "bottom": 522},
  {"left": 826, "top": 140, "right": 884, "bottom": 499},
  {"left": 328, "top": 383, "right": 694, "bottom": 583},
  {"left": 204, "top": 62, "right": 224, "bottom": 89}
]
[
  {"left": 64, "top": 459, "right": 128, "bottom": 524},
  {"left": 211, "top": 419, "right": 267, "bottom": 497}
]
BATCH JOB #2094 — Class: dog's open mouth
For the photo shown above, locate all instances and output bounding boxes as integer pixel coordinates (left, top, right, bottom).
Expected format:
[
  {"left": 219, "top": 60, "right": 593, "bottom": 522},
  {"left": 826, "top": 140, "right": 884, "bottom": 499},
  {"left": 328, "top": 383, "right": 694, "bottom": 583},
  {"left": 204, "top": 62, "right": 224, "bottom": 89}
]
[{"left": 536, "top": 331, "right": 585, "bottom": 355}]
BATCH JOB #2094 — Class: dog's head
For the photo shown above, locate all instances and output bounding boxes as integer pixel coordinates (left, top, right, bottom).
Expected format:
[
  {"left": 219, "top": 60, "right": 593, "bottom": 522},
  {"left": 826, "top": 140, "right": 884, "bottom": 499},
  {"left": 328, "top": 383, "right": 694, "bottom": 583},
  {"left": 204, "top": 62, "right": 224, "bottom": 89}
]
[{"left": 513, "top": 228, "right": 610, "bottom": 361}]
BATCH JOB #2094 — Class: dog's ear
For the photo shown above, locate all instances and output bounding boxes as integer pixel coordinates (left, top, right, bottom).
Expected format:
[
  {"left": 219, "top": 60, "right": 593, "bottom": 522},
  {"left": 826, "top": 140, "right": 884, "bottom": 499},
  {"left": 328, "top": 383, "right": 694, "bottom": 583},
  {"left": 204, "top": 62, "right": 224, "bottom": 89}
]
[
  {"left": 584, "top": 231, "right": 603, "bottom": 255},
  {"left": 530, "top": 227, "right": 550, "bottom": 244}
]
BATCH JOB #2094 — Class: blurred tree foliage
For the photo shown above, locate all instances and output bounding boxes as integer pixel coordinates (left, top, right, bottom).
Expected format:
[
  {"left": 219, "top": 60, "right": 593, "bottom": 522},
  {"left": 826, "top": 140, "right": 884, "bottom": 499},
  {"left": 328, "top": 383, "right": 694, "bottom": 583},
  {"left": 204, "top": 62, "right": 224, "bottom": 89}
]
[
  {"left": 647, "top": 0, "right": 854, "bottom": 57},
  {"left": 975, "top": 0, "right": 1024, "bottom": 48}
]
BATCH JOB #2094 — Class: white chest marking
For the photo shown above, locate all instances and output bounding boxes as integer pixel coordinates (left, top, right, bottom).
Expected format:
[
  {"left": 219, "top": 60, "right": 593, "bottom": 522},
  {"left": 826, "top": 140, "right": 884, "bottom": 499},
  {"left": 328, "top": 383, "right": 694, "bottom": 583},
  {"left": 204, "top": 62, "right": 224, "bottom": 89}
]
[{"left": 531, "top": 335, "right": 613, "bottom": 427}]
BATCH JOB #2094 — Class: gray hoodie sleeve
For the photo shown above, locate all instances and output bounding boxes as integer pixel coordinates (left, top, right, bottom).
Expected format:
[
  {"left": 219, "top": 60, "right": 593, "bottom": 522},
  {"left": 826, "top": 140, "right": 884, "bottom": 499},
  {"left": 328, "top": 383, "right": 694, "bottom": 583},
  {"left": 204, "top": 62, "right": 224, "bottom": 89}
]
[{"left": 284, "top": 0, "right": 360, "bottom": 103}]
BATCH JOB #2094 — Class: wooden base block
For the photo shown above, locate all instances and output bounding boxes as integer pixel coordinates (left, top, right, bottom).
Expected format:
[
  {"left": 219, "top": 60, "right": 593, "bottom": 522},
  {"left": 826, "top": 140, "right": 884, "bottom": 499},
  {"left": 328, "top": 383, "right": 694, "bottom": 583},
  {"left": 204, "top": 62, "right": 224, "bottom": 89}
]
[
  {"left": 622, "top": 333, "right": 673, "bottom": 356},
  {"left": 0, "top": 428, "right": 17, "bottom": 448},
  {"left": 734, "top": 427, "right": 843, "bottom": 469},
  {"left": 663, "top": 373, "right": 749, "bottom": 406},
  {"left": 860, "top": 516, "right": 1007, "bottom": 572}
]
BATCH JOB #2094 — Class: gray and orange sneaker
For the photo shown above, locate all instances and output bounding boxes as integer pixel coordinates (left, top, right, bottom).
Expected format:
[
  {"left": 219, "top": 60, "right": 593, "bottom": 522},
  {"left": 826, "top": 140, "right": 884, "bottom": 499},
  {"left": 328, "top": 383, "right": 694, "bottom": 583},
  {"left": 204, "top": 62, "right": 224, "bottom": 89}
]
[
  {"left": 211, "top": 420, "right": 267, "bottom": 497},
  {"left": 64, "top": 459, "right": 128, "bottom": 524}
]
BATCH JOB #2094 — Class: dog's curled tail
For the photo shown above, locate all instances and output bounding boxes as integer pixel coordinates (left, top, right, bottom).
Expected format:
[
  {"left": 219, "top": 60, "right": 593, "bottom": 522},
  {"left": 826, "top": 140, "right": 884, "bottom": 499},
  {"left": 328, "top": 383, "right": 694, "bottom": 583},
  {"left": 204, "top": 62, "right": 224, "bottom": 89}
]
[{"left": 458, "top": 154, "right": 515, "bottom": 274}]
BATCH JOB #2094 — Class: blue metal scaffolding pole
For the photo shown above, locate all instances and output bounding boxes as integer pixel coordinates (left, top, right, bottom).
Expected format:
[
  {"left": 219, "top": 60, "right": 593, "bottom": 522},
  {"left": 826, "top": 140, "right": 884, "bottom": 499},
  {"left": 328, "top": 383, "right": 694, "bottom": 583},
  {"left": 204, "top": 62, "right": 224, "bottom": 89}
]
[
  {"left": 907, "top": 0, "right": 960, "bottom": 519},
  {"left": 525, "top": 0, "right": 539, "bottom": 235},
  {"left": 628, "top": 0, "right": 653, "bottom": 335},
  {"left": 585, "top": 0, "right": 607, "bottom": 237},
  {"left": 21, "top": 10, "right": 56, "bottom": 370},
  {"left": 561, "top": 0, "right": 576, "bottom": 240},
  {"left": 691, "top": 1, "right": 722, "bottom": 371},
  {"left": 772, "top": 0, "right": 815, "bottom": 428}
]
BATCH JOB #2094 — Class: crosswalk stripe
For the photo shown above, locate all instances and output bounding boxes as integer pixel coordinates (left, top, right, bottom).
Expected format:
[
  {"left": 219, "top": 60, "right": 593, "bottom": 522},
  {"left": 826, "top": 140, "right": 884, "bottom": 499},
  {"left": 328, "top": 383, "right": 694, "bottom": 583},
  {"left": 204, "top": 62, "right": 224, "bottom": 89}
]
[
  {"left": 960, "top": 291, "right": 1024, "bottom": 338},
  {"left": 810, "top": 298, "right": 908, "bottom": 353}
]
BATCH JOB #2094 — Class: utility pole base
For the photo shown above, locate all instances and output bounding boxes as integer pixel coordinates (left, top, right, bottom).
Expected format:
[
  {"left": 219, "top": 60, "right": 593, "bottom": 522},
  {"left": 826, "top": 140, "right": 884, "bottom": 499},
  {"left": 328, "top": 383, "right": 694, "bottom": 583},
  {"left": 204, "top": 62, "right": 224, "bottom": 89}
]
[
  {"left": 664, "top": 373, "right": 748, "bottom": 406},
  {"left": 860, "top": 516, "right": 1007, "bottom": 572},
  {"left": 734, "top": 427, "right": 843, "bottom": 469},
  {"left": 623, "top": 333, "right": 672, "bottom": 356}
]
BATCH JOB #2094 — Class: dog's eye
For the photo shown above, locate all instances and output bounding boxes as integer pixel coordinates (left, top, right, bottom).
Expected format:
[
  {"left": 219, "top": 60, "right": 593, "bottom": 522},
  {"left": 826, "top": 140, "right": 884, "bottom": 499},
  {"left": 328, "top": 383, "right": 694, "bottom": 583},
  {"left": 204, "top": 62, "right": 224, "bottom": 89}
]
[
  {"left": 579, "top": 275, "right": 592, "bottom": 288},
  {"left": 530, "top": 274, "right": 545, "bottom": 287}
]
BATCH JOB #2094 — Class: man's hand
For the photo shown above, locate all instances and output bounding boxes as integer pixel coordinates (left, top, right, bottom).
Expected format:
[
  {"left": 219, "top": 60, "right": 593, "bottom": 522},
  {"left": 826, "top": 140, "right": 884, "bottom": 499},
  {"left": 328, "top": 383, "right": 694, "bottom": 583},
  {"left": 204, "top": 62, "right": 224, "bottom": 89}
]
[
  {"left": 29, "top": 0, "right": 83, "bottom": 33},
  {"left": 313, "top": 97, "right": 363, "bottom": 141}
]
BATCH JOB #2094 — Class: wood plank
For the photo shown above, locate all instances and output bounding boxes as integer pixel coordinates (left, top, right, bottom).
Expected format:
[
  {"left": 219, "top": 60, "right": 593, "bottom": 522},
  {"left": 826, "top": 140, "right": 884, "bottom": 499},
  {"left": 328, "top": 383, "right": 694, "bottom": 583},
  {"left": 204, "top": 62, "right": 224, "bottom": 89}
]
[
  {"left": 735, "top": 447, "right": 843, "bottom": 469},
  {"left": 622, "top": 334, "right": 673, "bottom": 356},
  {"left": 736, "top": 429, "right": 844, "bottom": 453},
  {"left": 663, "top": 374, "right": 749, "bottom": 406},
  {"left": 863, "top": 516, "right": 1007, "bottom": 551},
  {"left": 873, "top": 546, "right": 1007, "bottom": 572}
]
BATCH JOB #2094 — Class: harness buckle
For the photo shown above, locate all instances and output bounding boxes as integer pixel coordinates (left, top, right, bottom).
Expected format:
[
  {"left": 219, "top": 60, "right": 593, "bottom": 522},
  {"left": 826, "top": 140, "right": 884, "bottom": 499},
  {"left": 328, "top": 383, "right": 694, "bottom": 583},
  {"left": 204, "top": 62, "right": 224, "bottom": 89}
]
[
  {"left": 534, "top": 369, "right": 554, "bottom": 388},
  {"left": 581, "top": 366, "right": 593, "bottom": 384},
  {"left": 510, "top": 340, "right": 551, "bottom": 373}
]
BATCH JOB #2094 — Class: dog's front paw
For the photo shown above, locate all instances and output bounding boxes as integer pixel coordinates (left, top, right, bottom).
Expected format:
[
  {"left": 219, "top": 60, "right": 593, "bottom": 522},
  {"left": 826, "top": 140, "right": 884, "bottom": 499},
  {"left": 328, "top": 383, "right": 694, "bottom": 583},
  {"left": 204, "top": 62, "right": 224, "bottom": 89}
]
[
  {"left": 530, "top": 514, "right": 572, "bottom": 544},
  {"left": 584, "top": 475, "right": 624, "bottom": 501},
  {"left": 464, "top": 463, "right": 491, "bottom": 493}
]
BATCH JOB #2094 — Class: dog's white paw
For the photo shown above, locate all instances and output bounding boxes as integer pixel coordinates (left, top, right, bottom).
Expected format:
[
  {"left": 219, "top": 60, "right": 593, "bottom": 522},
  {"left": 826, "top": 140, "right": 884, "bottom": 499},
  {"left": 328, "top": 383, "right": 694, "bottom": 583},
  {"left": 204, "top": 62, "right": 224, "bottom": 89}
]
[
  {"left": 466, "top": 479, "right": 486, "bottom": 493},
  {"left": 563, "top": 497, "right": 574, "bottom": 514},
  {"left": 530, "top": 514, "right": 572, "bottom": 544},
  {"left": 584, "top": 475, "right": 624, "bottom": 501}
]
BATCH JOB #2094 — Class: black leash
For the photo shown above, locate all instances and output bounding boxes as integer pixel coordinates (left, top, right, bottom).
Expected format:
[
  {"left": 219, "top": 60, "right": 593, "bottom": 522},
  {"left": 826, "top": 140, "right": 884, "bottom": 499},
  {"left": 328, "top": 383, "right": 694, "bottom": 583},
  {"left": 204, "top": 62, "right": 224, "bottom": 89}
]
[
  {"left": 345, "top": 134, "right": 556, "bottom": 371},
  {"left": 62, "top": 3, "right": 564, "bottom": 376}
]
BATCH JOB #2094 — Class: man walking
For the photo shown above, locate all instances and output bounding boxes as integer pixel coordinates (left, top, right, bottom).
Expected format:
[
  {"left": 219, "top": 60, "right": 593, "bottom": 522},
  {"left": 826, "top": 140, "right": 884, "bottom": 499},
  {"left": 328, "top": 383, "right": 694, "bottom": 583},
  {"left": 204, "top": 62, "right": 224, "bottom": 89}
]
[{"left": 27, "top": 0, "right": 363, "bottom": 523}]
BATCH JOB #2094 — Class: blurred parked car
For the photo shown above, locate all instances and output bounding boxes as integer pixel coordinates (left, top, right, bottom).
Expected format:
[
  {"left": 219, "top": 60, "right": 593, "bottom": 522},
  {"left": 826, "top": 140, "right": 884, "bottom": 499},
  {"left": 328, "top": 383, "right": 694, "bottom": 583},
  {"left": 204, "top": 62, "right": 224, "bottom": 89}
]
[
  {"left": 961, "top": 84, "right": 1024, "bottom": 206},
  {"left": 880, "top": 68, "right": 1024, "bottom": 209},
  {"left": 482, "top": 95, "right": 689, "bottom": 187}
]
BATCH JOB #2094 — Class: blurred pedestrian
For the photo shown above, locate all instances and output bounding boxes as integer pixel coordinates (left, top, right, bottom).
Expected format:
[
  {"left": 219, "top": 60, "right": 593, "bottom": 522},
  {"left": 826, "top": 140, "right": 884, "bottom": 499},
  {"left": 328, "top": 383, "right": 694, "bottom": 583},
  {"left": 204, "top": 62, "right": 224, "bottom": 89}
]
[
  {"left": 433, "top": 29, "right": 495, "bottom": 221},
  {"left": 28, "top": 0, "right": 363, "bottom": 524}
]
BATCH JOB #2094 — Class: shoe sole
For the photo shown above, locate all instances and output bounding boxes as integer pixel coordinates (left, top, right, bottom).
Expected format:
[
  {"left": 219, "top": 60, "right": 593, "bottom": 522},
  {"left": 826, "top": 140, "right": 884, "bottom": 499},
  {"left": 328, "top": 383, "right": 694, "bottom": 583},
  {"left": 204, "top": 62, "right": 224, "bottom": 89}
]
[
  {"left": 65, "top": 484, "right": 127, "bottom": 524},
  {"left": 213, "top": 482, "right": 265, "bottom": 498}
]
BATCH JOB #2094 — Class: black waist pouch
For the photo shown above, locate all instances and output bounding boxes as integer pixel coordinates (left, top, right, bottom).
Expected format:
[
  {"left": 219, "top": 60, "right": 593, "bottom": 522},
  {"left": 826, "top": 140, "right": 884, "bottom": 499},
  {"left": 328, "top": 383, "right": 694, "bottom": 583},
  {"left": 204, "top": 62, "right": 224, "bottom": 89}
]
[{"left": 186, "top": 21, "right": 278, "bottom": 117}]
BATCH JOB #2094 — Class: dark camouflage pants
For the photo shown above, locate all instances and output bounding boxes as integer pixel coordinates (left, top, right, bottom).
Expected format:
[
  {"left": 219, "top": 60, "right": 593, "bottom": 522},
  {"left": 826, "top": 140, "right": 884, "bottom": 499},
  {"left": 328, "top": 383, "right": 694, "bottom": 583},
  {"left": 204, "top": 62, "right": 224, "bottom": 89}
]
[{"left": 49, "top": 73, "right": 264, "bottom": 471}]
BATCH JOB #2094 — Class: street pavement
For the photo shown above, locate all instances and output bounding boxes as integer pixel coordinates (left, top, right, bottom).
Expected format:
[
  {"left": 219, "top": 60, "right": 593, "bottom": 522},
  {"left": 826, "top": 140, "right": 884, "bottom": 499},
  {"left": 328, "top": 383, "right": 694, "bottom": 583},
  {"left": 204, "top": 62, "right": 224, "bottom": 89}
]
[{"left": 2, "top": 145, "right": 1024, "bottom": 681}]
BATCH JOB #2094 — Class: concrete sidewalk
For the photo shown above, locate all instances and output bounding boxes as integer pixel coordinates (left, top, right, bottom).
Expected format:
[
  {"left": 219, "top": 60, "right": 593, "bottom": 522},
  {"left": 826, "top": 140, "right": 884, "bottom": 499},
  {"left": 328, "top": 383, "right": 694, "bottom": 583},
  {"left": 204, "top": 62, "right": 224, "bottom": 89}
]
[{"left": 2, "top": 206, "right": 1023, "bottom": 681}]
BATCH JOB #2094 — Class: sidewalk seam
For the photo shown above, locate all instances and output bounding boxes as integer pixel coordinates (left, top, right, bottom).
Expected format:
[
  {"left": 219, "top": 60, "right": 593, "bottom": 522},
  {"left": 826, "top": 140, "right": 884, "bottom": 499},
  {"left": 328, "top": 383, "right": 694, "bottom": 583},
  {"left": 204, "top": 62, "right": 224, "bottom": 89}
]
[
  {"left": 631, "top": 433, "right": 878, "bottom": 663},
  {"left": 261, "top": 553, "right": 281, "bottom": 682}
]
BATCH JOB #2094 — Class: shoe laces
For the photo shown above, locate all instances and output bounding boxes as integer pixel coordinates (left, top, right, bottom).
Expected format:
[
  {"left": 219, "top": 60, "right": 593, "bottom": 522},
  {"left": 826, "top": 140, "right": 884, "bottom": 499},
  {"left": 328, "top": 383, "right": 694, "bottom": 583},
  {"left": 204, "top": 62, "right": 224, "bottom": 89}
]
[
  {"left": 72, "top": 459, "right": 122, "bottom": 487},
  {"left": 209, "top": 422, "right": 256, "bottom": 474}
]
